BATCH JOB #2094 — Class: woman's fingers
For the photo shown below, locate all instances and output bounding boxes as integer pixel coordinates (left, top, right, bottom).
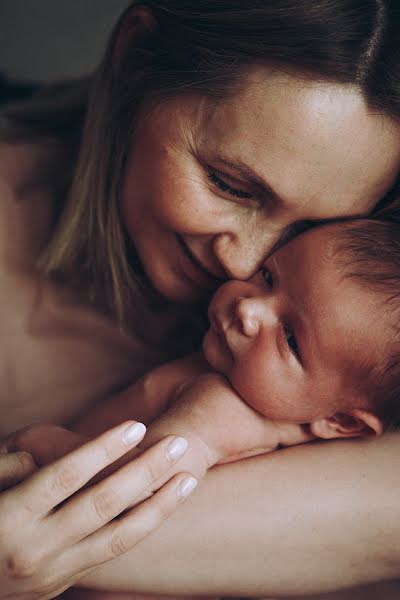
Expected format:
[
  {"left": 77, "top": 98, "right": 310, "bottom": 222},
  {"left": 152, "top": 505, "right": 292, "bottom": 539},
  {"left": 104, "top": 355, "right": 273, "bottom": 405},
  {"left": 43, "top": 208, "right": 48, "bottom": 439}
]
[
  {"left": 34, "top": 473, "right": 197, "bottom": 598},
  {"left": 0, "top": 425, "right": 196, "bottom": 600},
  {"left": 0, "top": 451, "right": 37, "bottom": 491},
  {"left": 11, "top": 421, "right": 147, "bottom": 517},
  {"left": 65, "top": 472, "right": 197, "bottom": 570},
  {"left": 41, "top": 435, "right": 192, "bottom": 555}
]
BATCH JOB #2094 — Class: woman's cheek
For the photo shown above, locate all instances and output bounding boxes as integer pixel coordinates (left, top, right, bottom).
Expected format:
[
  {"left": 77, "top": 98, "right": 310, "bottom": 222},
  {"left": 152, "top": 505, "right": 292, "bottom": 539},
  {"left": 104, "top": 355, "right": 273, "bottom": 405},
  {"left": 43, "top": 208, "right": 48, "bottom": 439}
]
[{"left": 156, "top": 177, "right": 215, "bottom": 230}]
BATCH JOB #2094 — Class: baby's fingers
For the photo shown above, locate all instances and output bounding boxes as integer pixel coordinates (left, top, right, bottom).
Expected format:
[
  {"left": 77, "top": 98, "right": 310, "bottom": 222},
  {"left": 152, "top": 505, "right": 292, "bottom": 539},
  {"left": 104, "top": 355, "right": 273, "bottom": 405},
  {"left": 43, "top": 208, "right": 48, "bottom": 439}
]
[
  {"left": 2, "top": 423, "right": 87, "bottom": 466},
  {"left": 0, "top": 452, "right": 37, "bottom": 491},
  {"left": 10, "top": 421, "right": 147, "bottom": 517}
]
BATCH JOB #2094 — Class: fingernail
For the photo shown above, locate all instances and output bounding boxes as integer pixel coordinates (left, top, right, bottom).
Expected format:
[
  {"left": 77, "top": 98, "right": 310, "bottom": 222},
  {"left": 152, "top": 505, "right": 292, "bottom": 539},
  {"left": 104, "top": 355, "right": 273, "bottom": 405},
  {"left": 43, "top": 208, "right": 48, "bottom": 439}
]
[
  {"left": 177, "top": 476, "right": 198, "bottom": 498},
  {"left": 166, "top": 437, "right": 188, "bottom": 461},
  {"left": 123, "top": 422, "right": 146, "bottom": 445}
]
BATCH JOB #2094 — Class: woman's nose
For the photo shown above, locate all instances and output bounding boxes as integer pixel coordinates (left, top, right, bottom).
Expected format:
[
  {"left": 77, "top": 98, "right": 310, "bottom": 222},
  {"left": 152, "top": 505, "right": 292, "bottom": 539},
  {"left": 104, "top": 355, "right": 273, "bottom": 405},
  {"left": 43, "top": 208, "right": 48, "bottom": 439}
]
[
  {"left": 213, "top": 229, "right": 278, "bottom": 280},
  {"left": 235, "top": 296, "right": 278, "bottom": 338}
]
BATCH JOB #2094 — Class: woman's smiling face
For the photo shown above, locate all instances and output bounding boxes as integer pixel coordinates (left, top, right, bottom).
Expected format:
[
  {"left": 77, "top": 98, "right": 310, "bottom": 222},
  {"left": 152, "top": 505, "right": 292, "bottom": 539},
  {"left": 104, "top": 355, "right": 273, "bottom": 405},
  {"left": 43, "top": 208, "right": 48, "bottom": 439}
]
[{"left": 121, "top": 66, "right": 400, "bottom": 302}]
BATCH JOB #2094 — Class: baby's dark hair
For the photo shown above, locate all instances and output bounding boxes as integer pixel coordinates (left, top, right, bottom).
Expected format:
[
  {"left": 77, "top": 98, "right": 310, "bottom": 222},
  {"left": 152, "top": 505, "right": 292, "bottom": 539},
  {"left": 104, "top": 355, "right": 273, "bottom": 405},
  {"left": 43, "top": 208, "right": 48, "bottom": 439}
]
[{"left": 332, "top": 212, "right": 400, "bottom": 429}]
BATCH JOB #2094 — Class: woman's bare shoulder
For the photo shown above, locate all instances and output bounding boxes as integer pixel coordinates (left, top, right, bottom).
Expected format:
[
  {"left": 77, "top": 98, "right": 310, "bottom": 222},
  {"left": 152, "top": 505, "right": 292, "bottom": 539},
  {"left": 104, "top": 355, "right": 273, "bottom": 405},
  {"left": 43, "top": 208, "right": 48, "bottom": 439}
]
[
  {"left": 1, "top": 140, "right": 44, "bottom": 190},
  {"left": 0, "top": 139, "right": 64, "bottom": 268},
  {"left": 0, "top": 138, "right": 68, "bottom": 190}
]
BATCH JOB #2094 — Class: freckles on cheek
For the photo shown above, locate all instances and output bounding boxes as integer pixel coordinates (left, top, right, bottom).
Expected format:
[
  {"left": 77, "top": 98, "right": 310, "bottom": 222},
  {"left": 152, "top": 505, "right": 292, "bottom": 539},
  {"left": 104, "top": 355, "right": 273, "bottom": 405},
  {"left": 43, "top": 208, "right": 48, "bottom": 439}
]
[
  {"left": 156, "top": 188, "right": 194, "bottom": 230},
  {"left": 163, "top": 186, "right": 210, "bottom": 231}
]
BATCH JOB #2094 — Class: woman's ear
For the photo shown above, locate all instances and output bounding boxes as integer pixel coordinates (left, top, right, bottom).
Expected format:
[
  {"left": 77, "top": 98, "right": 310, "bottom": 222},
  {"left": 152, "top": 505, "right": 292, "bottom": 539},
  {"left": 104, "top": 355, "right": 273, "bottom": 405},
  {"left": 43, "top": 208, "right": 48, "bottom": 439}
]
[
  {"left": 113, "top": 5, "right": 158, "bottom": 66},
  {"left": 310, "top": 409, "right": 383, "bottom": 440}
]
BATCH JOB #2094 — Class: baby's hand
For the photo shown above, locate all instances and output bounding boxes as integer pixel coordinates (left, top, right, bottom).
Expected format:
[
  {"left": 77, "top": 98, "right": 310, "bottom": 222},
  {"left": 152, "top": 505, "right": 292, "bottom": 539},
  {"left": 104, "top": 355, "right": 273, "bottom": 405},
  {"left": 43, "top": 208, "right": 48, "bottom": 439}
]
[
  {"left": 0, "top": 447, "right": 37, "bottom": 492},
  {"left": 139, "top": 373, "right": 290, "bottom": 477}
]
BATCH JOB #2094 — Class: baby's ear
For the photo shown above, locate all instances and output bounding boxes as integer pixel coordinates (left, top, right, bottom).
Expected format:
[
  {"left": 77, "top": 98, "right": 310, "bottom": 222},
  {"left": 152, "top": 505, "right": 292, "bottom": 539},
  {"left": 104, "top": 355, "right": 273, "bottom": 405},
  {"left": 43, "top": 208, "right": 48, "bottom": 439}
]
[
  {"left": 310, "top": 409, "right": 383, "bottom": 440},
  {"left": 113, "top": 5, "right": 158, "bottom": 66}
]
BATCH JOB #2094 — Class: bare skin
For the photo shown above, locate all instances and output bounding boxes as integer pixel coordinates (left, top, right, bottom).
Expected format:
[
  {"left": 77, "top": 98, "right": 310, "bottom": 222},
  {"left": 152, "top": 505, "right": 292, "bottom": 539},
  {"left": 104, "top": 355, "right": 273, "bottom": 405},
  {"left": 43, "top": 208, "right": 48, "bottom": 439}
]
[
  {"left": 0, "top": 142, "right": 199, "bottom": 600},
  {"left": 122, "top": 68, "right": 400, "bottom": 303},
  {"left": 11, "top": 423, "right": 400, "bottom": 597},
  {"left": 64, "top": 220, "right": 397, "bottom": 600},
  {"left": 2, "top": 55, "right": 400, "bottom": 599}
]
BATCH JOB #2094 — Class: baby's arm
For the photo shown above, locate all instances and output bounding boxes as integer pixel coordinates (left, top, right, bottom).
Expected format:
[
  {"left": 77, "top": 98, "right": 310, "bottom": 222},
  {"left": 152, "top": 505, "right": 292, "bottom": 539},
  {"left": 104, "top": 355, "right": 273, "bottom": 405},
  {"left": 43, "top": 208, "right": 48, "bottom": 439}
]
[
  {"left": 69, "top": 373, "right": 315, "bottom": 598},
  {"left": 73, "top": 353, "right": 209, "bottom": 437},
  {"left": 137, "top": 372, "right": 315, "bottom": 481},
  {"left": 74, "top": 359, "right": 313, "bottom": 494}
]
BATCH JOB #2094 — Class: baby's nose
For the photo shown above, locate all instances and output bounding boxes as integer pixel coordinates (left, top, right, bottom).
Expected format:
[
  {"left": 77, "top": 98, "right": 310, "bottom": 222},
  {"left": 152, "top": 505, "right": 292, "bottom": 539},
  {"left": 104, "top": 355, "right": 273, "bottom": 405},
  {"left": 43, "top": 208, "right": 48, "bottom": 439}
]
[
  {"left": 235, "top": 297, "right": 261, "bottom": 337},
  {"left": 235, "top": 295, "right": 279, "bottom": 337}
]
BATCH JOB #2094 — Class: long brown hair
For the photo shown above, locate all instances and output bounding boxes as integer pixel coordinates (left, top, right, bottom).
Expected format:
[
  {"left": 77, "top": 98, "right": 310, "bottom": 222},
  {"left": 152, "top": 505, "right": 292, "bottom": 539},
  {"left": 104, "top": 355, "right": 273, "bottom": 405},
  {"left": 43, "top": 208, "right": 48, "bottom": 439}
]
[{"left": 3, "top": 0, "right": 400, "bottom": 327}]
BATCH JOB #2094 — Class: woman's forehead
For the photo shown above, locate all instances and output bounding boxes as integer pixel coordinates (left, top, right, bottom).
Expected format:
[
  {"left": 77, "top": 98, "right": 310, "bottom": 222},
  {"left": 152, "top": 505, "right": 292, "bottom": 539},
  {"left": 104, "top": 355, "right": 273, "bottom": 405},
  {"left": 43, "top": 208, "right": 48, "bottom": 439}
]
[{"left": 192, "top": 66, "right": 400, "bottom": 217}]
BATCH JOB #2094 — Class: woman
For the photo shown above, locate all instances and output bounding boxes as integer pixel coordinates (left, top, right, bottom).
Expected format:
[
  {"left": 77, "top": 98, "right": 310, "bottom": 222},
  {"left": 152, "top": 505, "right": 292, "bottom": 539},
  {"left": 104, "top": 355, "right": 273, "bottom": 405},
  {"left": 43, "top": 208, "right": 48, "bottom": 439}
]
[{"left": 1, "top": 1, "right": 400, "bottom": 597}]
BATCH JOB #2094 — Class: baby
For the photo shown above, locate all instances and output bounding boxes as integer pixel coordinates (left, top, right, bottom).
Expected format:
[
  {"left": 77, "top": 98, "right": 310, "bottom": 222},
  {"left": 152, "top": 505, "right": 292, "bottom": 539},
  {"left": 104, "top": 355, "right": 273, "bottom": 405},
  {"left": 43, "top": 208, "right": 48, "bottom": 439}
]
[{"left": 75, "top": 217, "right": 400, "bottom": 488}]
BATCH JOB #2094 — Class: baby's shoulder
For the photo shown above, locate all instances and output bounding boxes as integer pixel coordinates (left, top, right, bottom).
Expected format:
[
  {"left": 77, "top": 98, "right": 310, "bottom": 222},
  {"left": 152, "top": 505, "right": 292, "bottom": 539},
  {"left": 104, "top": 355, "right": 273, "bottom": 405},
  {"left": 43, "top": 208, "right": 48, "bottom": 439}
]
[{"left": 176, "top": 371, "right": 236, "bottom": 402}]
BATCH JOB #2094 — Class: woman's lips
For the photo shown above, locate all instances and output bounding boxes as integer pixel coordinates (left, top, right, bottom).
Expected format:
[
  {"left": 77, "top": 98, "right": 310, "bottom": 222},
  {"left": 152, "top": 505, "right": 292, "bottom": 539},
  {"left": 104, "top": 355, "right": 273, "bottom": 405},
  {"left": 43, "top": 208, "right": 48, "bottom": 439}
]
[{"left": 176, "top": 235, "right": 225, "bottom": 291}]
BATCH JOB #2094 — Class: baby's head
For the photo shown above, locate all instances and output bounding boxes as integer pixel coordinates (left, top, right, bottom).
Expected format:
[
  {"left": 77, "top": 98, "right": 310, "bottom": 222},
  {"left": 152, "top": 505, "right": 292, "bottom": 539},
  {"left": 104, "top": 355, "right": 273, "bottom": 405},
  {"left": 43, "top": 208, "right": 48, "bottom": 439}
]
[{"left": 203, "top": 218, "right": 400, "bottom": 440}]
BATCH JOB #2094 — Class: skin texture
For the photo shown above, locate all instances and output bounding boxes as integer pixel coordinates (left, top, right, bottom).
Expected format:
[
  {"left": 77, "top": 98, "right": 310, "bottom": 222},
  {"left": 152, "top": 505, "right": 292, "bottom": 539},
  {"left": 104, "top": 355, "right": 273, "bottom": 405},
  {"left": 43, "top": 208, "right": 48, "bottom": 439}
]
[
  {"left": 1, "top": 250, "right": 399, "bottom": 598},
  {"left": 78, "top": 430, "right": 400, "bottom": 597},
  {"left": 0, "top": 144, "right": 198, "bottom": 600},
  {"left": 0, "top": 422, "right": 197, "bottom": 599},
  {"left": 122, "top": 67, "right": 400, "bottom": 303}
]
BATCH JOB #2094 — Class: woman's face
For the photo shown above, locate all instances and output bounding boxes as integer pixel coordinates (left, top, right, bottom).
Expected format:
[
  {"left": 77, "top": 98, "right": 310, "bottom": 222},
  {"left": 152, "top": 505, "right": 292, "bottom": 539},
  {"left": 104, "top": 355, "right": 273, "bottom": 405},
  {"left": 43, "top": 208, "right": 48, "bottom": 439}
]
[{"left": 122, "top": 66, "right": 400, "bottom": 303}]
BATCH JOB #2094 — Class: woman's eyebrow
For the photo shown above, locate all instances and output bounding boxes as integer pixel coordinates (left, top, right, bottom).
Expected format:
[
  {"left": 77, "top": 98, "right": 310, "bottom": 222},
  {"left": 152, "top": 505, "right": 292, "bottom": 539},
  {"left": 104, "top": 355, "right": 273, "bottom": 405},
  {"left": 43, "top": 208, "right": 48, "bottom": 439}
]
[{"left": 213, "top": 156, "right": 283, "bottom": 206}]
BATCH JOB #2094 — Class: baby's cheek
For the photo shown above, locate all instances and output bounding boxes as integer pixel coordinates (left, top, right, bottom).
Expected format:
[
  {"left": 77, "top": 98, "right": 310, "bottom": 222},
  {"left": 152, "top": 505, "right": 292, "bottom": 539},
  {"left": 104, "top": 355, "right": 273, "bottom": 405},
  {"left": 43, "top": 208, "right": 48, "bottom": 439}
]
[
  {"left": 228, "top": 357, "right": 272, "bottom": 415},
  {"left": 229, "top": 351, "right": 302, "bottom": 421}
]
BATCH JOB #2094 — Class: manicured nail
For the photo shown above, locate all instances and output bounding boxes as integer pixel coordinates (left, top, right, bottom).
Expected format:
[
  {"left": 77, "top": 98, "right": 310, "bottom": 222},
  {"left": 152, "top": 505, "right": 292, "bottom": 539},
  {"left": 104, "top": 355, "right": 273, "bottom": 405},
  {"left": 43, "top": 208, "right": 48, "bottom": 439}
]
[
  {"left": 123, "top": 422, "right": 146, "bottom": 445},
  {"left": 177, "top": 476, "right": 198, "bottom": 498},
  {"left": 166, "top": 437, "right": 188, "bottom": 461}
]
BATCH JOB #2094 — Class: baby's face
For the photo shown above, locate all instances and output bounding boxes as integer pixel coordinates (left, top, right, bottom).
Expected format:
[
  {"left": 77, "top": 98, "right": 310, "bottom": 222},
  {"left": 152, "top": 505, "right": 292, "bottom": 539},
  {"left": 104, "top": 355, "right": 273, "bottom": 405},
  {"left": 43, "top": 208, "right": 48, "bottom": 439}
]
[{"left": 203, "top": 226, "right": 386, "bottom": 422}]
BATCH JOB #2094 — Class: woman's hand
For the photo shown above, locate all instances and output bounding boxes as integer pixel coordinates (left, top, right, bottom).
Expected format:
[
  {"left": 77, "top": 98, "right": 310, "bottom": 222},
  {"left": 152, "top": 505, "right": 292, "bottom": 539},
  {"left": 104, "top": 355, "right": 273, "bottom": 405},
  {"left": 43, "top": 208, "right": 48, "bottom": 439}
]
[{"left": 0, "top": 422, "right": 196, "bottom": 600}]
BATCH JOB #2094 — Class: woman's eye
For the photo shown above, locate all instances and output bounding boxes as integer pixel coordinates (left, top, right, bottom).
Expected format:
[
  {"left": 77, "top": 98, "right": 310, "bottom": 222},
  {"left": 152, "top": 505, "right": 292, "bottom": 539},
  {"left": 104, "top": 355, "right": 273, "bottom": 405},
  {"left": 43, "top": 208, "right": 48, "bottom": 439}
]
[
  {"left": 261, "top": 268, "right": 273, "bottom": 288},
  {"left": 208, "top": 171, "right": 253, "bottom": 200},
  {"left": 284, "top": 325, "right": 300, "bottom": 358}
]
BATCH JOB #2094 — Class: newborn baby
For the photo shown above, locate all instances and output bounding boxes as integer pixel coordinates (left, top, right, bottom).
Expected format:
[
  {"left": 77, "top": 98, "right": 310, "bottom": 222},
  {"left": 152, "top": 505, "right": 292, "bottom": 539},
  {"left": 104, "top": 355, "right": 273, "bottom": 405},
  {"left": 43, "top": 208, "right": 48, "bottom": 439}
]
[{"left": 76, "top": 217, "right": 400, "bottom": 485}]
